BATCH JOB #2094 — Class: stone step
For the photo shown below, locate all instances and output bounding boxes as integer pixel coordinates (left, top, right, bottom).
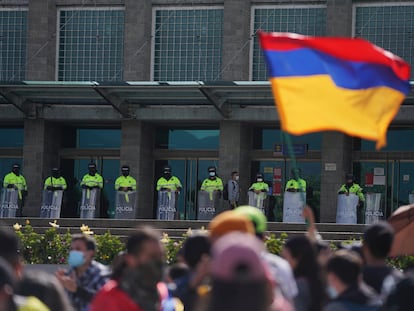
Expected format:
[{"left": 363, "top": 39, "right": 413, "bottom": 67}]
[{"left": 0, "top": 217, "right": 366, "bottom": 242}]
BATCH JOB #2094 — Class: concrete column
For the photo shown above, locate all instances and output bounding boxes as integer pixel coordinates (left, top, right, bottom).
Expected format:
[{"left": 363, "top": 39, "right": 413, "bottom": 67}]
[
  {"left": 26, "top": 0, "right": 57, "bottom": 80},
  {"left": 120, "top": 120, "right": 154, "bottom": 218},
  {"left": 22, "top": 120, "right": 61, "bottom": 216},
  {"left": 221, "top": 0, "right": 251, "bottom": 80},
  {"left": 123, "top": 0, "right": 152, "bottom": 80},
  {"left": 319, "top": 0, "right": 354, "bottom": 222},
  {"left": 219, "top": 121, "right": 252, "bottom": 205}
]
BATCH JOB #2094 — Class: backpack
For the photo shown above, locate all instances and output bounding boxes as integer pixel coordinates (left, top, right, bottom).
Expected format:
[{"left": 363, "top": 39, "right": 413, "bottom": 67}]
[{"left": 223, "top": 183, "right": 229, "bottom": 200}]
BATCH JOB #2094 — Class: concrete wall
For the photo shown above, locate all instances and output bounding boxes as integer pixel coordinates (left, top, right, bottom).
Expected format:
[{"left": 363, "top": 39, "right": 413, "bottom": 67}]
[
  {"left": 319, "top": 0, "right": 354, "bottom": 222},
  {"left": 219, "top": 121, "right": 252, "bottom": 206},
  {"left": 23, "top": 120, "right": 61, "bottom": 216},
  {"left": 120, "top": 120, "right": 155, "bottom": 218}
]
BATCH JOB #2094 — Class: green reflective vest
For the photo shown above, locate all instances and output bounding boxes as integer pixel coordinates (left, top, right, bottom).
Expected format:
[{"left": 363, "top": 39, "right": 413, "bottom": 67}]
[
  {"left": 200, "top": 177, "right": 223, "bottom": 192},
  {"left": 3, "top": 172, "right": 27, "bottom": 191},
  {"left": 285, "top": 178, "right": 307, "bottom": 192},
  {"left": 114, "top": 175, "right": 137, "bottom": 191},
  {"left": 249, "top": 181, "right": 269, "bottom": 192},
  {"left": 156, "top": 176, "right": 182, "bottom": 191},
  {"left": 80, "top": 173, "right": 103, "bottom": 188},
  {"left": 44, "top": 176, "right": 67, "bottom": 190},
  {"left": 338, "top": 183, "right": 365, "bottom": 202}
]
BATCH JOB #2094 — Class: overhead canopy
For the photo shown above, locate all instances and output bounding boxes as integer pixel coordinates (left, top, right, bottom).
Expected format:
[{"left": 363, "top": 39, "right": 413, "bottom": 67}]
[{"left": 0, "top": 80, "right": 413, "bottom": 120}]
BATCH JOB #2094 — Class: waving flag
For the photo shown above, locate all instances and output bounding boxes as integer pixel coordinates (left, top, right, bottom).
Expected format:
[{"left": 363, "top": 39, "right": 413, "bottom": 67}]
[{"left": 259, "top": 32, "right": 411, "bottom": 149}]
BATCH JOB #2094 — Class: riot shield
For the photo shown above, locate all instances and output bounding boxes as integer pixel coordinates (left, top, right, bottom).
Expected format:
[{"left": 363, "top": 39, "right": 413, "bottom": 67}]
[
  {"left": 336, "top": 193, "right": 359, "bottom": 224},
  {"left": 40, "top": 190, "right": 63, "bottom": 218},
  {"left": 115, "top": 191, "right": 137, "bottom": 219},
  {"left": 80, "top": 188, "right": 100, "bottom": 219},
  {"left": 282, "top": 192, "right": 306, "bottom": 223},
  {"left": 157, "top": 190, "right": 177, "bottom": 220},
  {"left": 247, "top": 191, "right": 267, "bottom": 213},
  {"left": 409, "top": 193, "right": 414, "bottom": 204},
  {"left": 197, "top": 191, "right": 220, "bottom": 220},
  {"left": 364, "top": 193, "right": 383, "bottom": 224},
  {"left": 0, "top": 188, "right": 19, "bottom": 218}
]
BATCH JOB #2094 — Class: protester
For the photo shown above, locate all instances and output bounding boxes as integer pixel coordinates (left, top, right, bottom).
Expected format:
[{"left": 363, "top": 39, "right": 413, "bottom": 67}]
[
  {"left": 234, "top": 205, "right": 298, "bottom": 302},
  {"left": 323, "top": 250, "right": 381, "bottom": 311},
  {"left": 0, "top": 226, "right": 50, "bottom": 310},
  {"left": 361, "top": 221, "right": 402, "bottom": 298},
  {"left": 56, "top": 233, "right": 109, "bottom": 311},
  {"left": 201, "top": 232, "right": 291, "bottom": 311},
  {"left": 171, "top": 233, "right": 211, "bottom": 310},
  {"left": 17, "top": 270, "right": 73, "bottom": 311},
  {"left": 91, "top": 226, "right": 181, "bottom": 311},
  {"left": 282, "top": 235, "right": 327, "bottom": 311}
]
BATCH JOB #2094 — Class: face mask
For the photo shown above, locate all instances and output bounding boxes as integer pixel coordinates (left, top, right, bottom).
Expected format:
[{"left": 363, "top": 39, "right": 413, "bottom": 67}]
[
  {"left": 257, "top": 178, "right": 263, "bottom": 182},
  {"left": 164, "top": 172, "right": 171, "bottom": 178},
  {"left": 52, "top": 172, "right": 60, "bottom": 178},
  {"left": 68, "top": 250, "right": 86, "bottom": 268},
  {"left": 209, "top": 172, "right": 216, "bottom": 177},
  {"left": 235, "top": 176, "right": 239, "bottom": 181},
  {"left": 89, "top": 169, "right": 96, "bottom": 176},
  {"left": 122, "top": 171, "right": 129, "bottom": 177},
  {"left": 327, "top": 285, "right": 338, "bottom": 299}
]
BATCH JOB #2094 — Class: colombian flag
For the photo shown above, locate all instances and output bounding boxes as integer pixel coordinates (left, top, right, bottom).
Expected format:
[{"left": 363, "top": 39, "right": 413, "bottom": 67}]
[{"left": 259, "top": 32, "right": 411, "bottom": 149}]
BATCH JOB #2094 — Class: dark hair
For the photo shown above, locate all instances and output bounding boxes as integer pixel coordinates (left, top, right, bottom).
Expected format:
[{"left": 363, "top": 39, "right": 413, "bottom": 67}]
[
  {"left": 166, "top": 263, "right": 189, "bottom": 281},
  {"left": 326, "top": 250, "right": 362, "bottom": 286},
  {"left": 0, "top": 226, "right": 21, "bottom": 266},
  {"left": 16, "top": 270, "right": 73, "bottom": 311},
  {"left": 231, "top": 171, "right": 238, "bottom": 176},
  {"left": 284, "top": 236, "right": 326, "bottom": 311},
  {"left": 71, "top": 234, "right": 96, "bottom": 251},
  {"left": 126, "top": 226, "right": 160, "bottom": 255},
  {"left": 363, "top": 221, "right": 394, "bottom": 259},
  {"left": 182, "top": 234, "right": 211, "bottom": 269}
]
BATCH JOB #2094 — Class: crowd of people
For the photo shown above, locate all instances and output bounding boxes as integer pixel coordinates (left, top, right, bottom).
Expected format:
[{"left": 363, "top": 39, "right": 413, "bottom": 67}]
[{"left": 0, "top": 203, "right": 413, "bottom": 311}]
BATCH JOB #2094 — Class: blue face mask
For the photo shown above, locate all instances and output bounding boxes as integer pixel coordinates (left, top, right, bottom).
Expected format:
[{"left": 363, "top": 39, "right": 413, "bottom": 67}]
[
  {"left": 327, "top": 285, "right": 338, "bottom": 299},
  {"left": 68, "top": 250, "right": 86, "bottom": 268}
]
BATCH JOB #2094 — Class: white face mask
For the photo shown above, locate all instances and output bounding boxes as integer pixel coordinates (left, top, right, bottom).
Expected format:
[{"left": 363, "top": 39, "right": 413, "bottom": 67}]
[
  {"left": 327, "top": 285, "right": 338, "bottom": 299},
  {"left": 257, "top": 178, "right": 263, "bottom": 182},
  {"left": 235, "top": 176, "right": 239, "bottom": 181},
  {"left": 209, "top": 172, "right": 216, "bottom": 177}
]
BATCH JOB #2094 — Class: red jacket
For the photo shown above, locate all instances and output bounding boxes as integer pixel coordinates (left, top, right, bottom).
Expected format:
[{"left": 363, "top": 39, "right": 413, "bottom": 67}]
[{"left": 90, "top": 280, "right": 144, "bottom": 311}]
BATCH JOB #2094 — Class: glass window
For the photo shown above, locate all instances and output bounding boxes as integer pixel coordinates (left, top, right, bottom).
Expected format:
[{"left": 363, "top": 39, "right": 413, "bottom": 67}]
[
  {"left": 57, "top": 8, "right": 124, "bottom": 81},
  {"left": 251, "top": 5, "right": 326, "bottom": 81},
  {"left": 359, "top": 128, "right": 414, "bottom": 151},
  {"left": 0, "top": 128, "right": 24, "bottom": 148},
  {"left": 153, "top": 7, "right": 223, "bottom": 81},
  {"left": 76, "top": 129, "right": 121, "bottom": 149},
  {"left": 254, "top": 128, "right": 322, "bottom": 151},
  {"left": 354, "top": 3, "right": 414, "bottom": 79},
  {"left": 155, "top": 128, "right": 219, "bottom": 150},
  {"left": 0, "top": 9, "right": 27, "bottom": 81}
]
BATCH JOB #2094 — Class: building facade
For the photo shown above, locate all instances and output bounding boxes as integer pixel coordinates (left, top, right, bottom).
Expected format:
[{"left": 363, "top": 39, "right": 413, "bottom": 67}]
[{"left": 0, "top": 0, "right": 413, "bottom": 222}]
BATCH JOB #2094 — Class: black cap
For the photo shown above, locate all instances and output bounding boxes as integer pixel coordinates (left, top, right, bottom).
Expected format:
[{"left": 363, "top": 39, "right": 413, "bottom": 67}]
[
  {"left": 163, "top": 165, "right": 171, "bottom": 172},
  {"left": 52, "top": 167, "right": 59, "bottom": 172},
  {"left": 12, "top": 164, "right": 20, "bottom": 169},
  {"left": 88, "top": 163, "right": 96, "bottom": 169},
  {"left": 256, "top": 172, "right": 264, "bottom": 178},
  {"left": 121, "top": 165, "right": 130, "bottom": 171},
  {"left": 208, "top": 166, "right": 216, "bottom": 172},
  {"left": 346, "top": 173, "right": 354, "bottom": 180}
]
